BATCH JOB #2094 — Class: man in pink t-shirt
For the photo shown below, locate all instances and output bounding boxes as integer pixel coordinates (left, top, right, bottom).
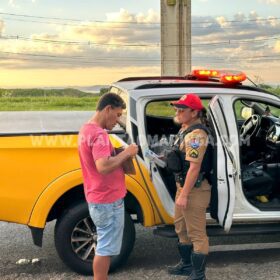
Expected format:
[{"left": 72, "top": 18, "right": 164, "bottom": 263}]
[{"left": 78, "top": 93, "right": 138, "bottom": 280}]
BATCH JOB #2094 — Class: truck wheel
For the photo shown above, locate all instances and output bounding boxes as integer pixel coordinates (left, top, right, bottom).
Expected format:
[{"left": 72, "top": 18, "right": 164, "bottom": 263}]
[{"left": 54, "top": 202, "right": 135, "bottom": 275}]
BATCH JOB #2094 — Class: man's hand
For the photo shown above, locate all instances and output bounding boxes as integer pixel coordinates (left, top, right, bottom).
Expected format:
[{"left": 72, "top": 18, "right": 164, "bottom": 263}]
[
  {"left": 176, "top": 193, "right": 188, "bottom": 209},
  {"left": 125, "top": 143, "right": 139, "bottom": 157}
]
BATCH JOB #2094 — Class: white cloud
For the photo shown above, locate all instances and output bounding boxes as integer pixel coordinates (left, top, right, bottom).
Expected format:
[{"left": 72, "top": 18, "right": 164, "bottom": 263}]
[
  {"left": 233, "top": 12, "right": 246, "bottom": 22},
  {"left": 259, "top": 0, "right": 280, "bottom": 4},
  {"left": 191, "top": 12, "right": 280, "bottom": 76},
  {"left": 8, "top": 0, "right": 36, "bottom": 8},
  {"left": 216, "top": 16, "right": 230, "bottom": 28},
  {"left": 0, "top": 9, "right": 161, "bottom": 70},
  {"left": 274, "top": 40, "right": 280, "bottom": 53},
  {"left": 135, "top": 9, "right": 160, "bottom": 24},
  {"left": 106, "top": 8, "right": 134, "bottom": 23},
  {"left": 8, "top": 0, "right": 19, "bottom": 8},
  {"left": 1, "top": 9, "right": 279, "bottom": 82},
  {"left": 106, "top": 8, "right": 159, "bottom": 24},
  {"left": 57, "top": 8, "right": 160, "bottom": 47},
  {"left": 0, "top": 20, "right": 4, "bottom": 35}
]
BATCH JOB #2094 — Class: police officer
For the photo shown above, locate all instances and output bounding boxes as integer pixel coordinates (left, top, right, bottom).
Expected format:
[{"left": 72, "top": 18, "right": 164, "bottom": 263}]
[{"left": 167, "top": 93, "right": 212, "bottom": 280}]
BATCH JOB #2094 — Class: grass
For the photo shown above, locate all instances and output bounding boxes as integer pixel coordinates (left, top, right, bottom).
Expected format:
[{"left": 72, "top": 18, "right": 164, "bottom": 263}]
[
  {"left": 147, "top": 99, "right": 211, "bottom": 117},
  {"left": 0, "top": 87, "right": 105, "bottom": 111},
  {"left": 259, "top": 85, "right": 280, "bottom": 96},
  {"left": 0, "top": 88, "right": 95, "bottom": 98},
  {"left": 0, "top": 96, "right": 99, "bottom": 111},
  {"left": 0, "top": 86, "right": 279, "bottom": 112}
]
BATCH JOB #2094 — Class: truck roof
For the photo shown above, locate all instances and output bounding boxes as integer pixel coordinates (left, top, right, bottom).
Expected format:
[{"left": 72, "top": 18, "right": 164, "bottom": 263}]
[
  {"left": 112, "top": 76, "right": 271, "bottom": 96},
  {"left": 114, "top": 76, "right": 218, "bottom": 90},
  {"left": 111, "top": 77, "right": 280, "bottom": 105}
]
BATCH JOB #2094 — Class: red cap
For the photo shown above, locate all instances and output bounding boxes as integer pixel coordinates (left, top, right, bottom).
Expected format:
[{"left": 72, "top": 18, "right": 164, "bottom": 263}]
[{"left": 171, "top": 93, "right": 204, "bottom": 111}]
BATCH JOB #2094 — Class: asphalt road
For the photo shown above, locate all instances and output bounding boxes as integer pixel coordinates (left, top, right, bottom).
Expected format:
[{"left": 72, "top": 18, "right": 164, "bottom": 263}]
[
  {"left": 1, "top": 221, "right": 280, "bottom": 280},
  {"left": 0, "top": 111, "right": 93, "bottom": 134}
]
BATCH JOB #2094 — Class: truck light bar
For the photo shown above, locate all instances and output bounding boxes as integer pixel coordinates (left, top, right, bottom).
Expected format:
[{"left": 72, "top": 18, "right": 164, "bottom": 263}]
[{"left": 191, "top": 69, "right": 247, "bottom": 84}]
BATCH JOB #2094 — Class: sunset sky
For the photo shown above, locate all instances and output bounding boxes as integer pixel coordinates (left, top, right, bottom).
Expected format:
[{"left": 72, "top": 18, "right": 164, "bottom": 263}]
[{"left": 0, "top": 0, "right": 279, "bottom": 88}]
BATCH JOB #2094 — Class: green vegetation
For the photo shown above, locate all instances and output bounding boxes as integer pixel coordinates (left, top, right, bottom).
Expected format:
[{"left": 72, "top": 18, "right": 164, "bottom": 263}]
[
  {"left": 0, "top": 88, "right": 105, "bottom": 111},
  {"left": 0, "top": 96, "right": 99, "bottom": 111},
  {"left": 99, "top": 88, "right": 110, "bottom": 96},
  {"left": 259, "top": 85, "right": 280, "bottom": 96},
  {"left": 0, "top": 85, "right": 278, "bottom": 111},
  {"left": 147, "top": 99, "right": 210, "bottom": 117},
  {"left": 0, "top": 88, "right": 95, "bottom": 98}
]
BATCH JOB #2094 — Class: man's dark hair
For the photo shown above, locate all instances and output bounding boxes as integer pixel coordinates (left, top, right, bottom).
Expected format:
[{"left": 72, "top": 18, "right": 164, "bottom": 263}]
[{"left": 96, "top": 93, "right": 126, "bottom": 111}]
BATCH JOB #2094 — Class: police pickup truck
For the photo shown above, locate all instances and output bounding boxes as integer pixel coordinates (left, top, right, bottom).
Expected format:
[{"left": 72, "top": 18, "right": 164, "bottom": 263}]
[{"left": 0, "top": 69, "right": 279, "bottom": 275}]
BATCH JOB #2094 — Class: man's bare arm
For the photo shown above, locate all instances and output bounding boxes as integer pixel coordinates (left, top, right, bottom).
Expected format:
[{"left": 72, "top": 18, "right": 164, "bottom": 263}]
[{"left": 95, "top": 144, "right": 138, "bottom": 174}]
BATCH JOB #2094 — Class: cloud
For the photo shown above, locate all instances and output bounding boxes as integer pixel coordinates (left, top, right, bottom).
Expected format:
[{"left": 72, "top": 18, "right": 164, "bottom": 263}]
[
  {"left": 55, "top": 8, "right": 160, "bottom": 47},
  {"left": 274, "top": 40, "right": 280, "bottom": 52},
  {"left": 1, "top": 9, "right": 280, "bottom": 84},
  {"left": 0, "top": 9, "right": 161, "bottom": 70},
  {"left": 8, "top": 0, "right": 19, "bottom": 8},
  {"left": 106, "top": 8, "right": 159, "bottom": 24},
  {"left": 191, "top": 12, "right": 280, "bottom": 76},
  {"left": 0, "top": 19, "right": 4, "bottom": 35},
  {"left": 259, "top": 0, "right": 280, "bottom": 4},
  {"left": 216, "top": 16, "right": 231, "bottom": 28},
  {"left": 8, "top": 0, "right": 36, "bottom": 8},
  {"left": 193, "top": 12, "right": 280, "bottom": 41}
]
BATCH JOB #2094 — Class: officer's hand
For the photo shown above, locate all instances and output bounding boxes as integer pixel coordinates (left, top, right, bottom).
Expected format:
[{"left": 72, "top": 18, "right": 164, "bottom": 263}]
[
  {"left": 125, "top": 143, "right": 139, "bottom": 157},
  {"left": 176, "top": 194, "right": 188, "bottom": 209}
]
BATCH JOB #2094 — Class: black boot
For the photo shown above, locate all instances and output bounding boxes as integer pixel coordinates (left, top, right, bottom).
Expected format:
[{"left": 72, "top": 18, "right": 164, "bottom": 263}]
[
  {"left": 167, "top": 243, "right": 193, "bottom": 276},
  {"left": 188, "top": 252, "right": 207, "bottom": 280}
]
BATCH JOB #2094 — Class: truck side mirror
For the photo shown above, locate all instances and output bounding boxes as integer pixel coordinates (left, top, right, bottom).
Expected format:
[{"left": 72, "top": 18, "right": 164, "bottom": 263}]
[{"left": 240, "top": 107, "right": 253, "bottom": 120}]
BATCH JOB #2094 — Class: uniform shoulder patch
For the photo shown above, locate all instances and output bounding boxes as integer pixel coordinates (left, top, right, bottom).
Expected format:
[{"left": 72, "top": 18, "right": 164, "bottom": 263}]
[
  {"left": 189, "top": 137, "right": 200, "bottom": 149},
  {"left": 189, "top": 148, "right": 199, "bottom": 158}
]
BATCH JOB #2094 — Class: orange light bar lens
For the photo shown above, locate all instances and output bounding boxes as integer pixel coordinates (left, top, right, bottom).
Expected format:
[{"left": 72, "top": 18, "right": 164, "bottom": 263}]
[
  {"left": 220, "top": 72, "right": 246, "bottom": 84},
  {"left": 191, "top": 69, "right": 247, "bottom": 84},
  {"left": 192, "top": 69, "right": 220, "bottom": 78}
]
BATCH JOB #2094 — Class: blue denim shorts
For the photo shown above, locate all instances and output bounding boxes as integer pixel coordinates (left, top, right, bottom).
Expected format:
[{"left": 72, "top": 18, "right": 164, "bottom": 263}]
[{"left": 88, "top": 198, "right": 124, "bottom": 256}]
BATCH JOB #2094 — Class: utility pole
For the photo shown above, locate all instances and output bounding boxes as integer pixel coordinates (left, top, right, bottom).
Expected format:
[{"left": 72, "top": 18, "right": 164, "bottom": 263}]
[{"left": 161, "top": 0, "right": 191, "bottom": 76}]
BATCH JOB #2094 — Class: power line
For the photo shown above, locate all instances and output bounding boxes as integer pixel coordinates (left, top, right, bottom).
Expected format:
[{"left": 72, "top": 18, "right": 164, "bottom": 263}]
[
  {"left": 0, "top": 11, "right": 159, "bottom": 24},
  {"left": 2, "top": 16, "right": 279, "bottom": 31},
  {"left": 1, "top": 57, "right": 279, "bottom": 67},
  {"left": 0, "top": 11, "right": 279, "bottom": 26},
  {"left": 0, "top": 35, "right": 160, "bottom": 47},
  {"left": 2, "top": 16, "right": 279, "bottom": 29},
  {"left": 1, "top": 34, "right": 279, "bottom": 48},
  {"left": 0, "top": 50, "right": 279, "bottom": 63},
  {"left": 1, "top": 17, "right": 160, "bottom": 29},
  {"left": 0, "top": 51, "right": 280, "bottom": 61},
  {"left": 193, "top": 17, "right": 280, "bottom": 25}
]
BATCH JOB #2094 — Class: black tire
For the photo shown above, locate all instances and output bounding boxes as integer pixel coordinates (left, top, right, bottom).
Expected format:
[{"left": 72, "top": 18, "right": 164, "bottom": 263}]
[{"left": 54, "top": 201, "right": 135, "bottom": 275}]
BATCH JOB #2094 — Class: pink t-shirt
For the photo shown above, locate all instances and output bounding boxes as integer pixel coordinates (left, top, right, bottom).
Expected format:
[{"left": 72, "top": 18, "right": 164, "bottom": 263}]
[{"left": 78, "top": 123, "right": 126, "bottom": 203}]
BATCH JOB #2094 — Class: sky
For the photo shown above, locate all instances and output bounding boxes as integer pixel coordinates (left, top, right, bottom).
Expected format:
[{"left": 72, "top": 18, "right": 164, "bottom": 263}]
[{"left": 0, "top": 0, "right": 279, "bottom": 88}]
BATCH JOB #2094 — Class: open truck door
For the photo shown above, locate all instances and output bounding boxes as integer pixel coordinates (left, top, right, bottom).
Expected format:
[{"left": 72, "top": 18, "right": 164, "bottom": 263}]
[{"left": 208, "top": 95, "right": 238, "bottom": 232}]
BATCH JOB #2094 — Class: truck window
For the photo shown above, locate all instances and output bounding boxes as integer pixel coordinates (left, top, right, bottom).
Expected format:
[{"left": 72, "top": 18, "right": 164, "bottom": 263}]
[
  {"left": 145, "top": 98, "right": 211, "bottom": 143},
  {"left": 146, "top": 100, "right": 175, "bottom": 117},
  {"left": 146, "top": 99, "right": 210, "bottom": 118},
  {"left": 234, "top": 99, "right": 280, "bottom": 120}
]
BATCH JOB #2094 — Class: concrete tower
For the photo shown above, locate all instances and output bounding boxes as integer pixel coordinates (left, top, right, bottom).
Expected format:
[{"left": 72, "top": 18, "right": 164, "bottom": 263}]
[{"left": 161, "top": 0, "right": 191, "bottom": 76}]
